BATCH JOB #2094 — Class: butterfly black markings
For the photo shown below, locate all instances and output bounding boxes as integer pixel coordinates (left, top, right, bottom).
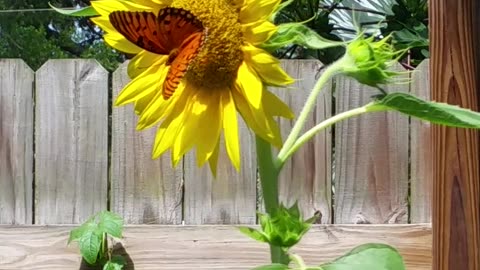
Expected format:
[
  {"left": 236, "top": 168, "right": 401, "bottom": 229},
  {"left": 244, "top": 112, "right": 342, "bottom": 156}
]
[{"left": 108, "top": 7, "right": 207, "bottom": 99}]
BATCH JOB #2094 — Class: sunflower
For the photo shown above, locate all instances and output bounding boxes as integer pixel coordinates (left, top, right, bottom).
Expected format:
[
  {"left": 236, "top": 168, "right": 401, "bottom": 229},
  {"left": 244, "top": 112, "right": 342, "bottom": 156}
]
[{"left": 91, "top": 0, "right": 294, "bottom": 173}]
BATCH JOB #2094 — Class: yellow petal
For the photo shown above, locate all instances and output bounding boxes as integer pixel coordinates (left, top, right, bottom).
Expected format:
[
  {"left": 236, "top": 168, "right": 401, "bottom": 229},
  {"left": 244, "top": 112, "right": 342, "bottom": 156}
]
[
  {"left": 128, "top": 53, "right": 167, "bottom": 79},
  {"left": 115, "top": 64, "right": 166, "bottom": 106},
  {"left": 152, "top": 118, "right": 181, "bottom": 160},
  {"left": 232, "top": 87, "right": 282, "bottom": 147},
  {"left": 243, "top": 43, "right": 294, "bottom": 86},
  {"left": 90, "top": 17, "right": 118, "bottom": 34},
  {"left": 134, "top": 90, "right": 156, "bottom": 115},
  {"left": 208, "top": 140, "right": 220, "bottom": 177},
  {"left": 172, "top": 92, "right": 205, "bottom": 162},
  {"left": 222, "top": 91, "right": 240, "bottom": 170},
  {"left": 195, "top": 92, "right": 222, "bottom": 167},
  {"left": 136, "top": 80, "right": 184, "bottom": 130},
  {"left": 91, "top": 17, "right": 141, "bottom": 54},
  {"left": 240, "top": 0, "right": 280, "bottom": 24},
  {"left": 136, "top": 0, "right": 170, "bottom": 8},
  {"left": 242, "top": 20, "right": 277, "bottom": 45},
  {"left": 91, "top": 0, "right": 154, "bottom": 17},
  {"left": 263, "top": 89, "right": 295, "bottom": 119},
  {"left": 103, "top": 33, "right": 142, "bottom": 54},
  {"left": 152, "top": 93, "right": 190, "bottom": 159},
  {"left": 266, "top": 116, "right": 282, "bottom": 147},
  {"left": 236, "top": 62, "right": 263, "bottom": 109}
]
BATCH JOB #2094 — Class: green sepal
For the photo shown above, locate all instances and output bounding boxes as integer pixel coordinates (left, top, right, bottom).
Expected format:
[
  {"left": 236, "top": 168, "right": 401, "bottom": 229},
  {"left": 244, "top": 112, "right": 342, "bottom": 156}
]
[
  {"left": 269, "top": 0, "right": 295, "bottom": 22},
  {"left": 261, "top": 23, "right": 345, "bottom": 52},
  {"left": 257, "top": 203, "right": 314, "bottom": 248},
  {"left": 238, "top": 226, "right": 270, "bottom": 243}
]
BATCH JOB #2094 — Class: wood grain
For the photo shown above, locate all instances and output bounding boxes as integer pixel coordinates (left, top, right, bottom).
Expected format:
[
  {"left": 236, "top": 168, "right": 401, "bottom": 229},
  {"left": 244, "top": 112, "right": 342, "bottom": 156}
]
[
  {"left": 410, "top": 60, "right": 432, "bottom": 223},
  {"left": 334, "top": 63, "right": 409, "bottom": 224},
  {"left": 183, "top": 121, "right": 257, "bottom": 224},
  {"left": 0, "top": 224, "right": 432, "bottom": 270},
  {"left": 34, "top": 60, "right": 108, "bottom": 224},
  {"left": 111, "top": 62, "right": 183, "bottom": 224},
  {"left": 0, "top": 59, "right": 34, "bottom": 224},
  {"left": 430, "top": 1, "right": 480, "bottom": 269},
  {"left": 274, "top": 60, "right": 332, "bottom": 223}
]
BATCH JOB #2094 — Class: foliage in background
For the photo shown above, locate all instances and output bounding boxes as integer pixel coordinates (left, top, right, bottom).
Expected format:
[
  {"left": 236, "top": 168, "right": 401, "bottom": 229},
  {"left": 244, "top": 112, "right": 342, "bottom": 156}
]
[
  {"left": 0, "top": 0, "right": 428, "bottom": 70},
  {"left": 0, "top": 0, "right": 123, "bottom": 71},
  {"left": 273, "top": 0, "right": 429, "bottom": 67}
]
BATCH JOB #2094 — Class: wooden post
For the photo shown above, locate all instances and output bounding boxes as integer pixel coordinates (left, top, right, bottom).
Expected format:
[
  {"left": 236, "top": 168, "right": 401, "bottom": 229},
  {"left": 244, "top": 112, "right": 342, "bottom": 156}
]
[{"left": 430, "top": 1, "right": 480, "bottom": 269}]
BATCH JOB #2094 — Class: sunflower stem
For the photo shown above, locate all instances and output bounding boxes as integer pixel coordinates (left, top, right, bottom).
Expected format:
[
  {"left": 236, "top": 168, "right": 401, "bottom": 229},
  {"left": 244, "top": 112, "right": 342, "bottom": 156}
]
[
  {"left": 276, "top": 61, "right": 343, "bottom": 168},
  {"left": 255, "top": 135, "right": 289, "bottom": 265},
  {"left": 279, "top": 102, "right": 388, "bottom": 163}
]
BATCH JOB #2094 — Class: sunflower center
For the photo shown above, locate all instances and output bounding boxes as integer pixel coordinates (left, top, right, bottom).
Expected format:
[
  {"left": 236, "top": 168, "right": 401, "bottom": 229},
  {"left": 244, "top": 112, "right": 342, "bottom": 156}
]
[{"left": 171, "top": 0, "right": 244, "bottom": 90}]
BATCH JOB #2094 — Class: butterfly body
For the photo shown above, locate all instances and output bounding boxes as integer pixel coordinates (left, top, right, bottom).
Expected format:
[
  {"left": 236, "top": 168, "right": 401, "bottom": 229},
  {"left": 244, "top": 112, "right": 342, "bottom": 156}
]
[
  {"left": 109, "top": 7, "right": 206, "bottom": 99},
  {"left": 167, "top": 48, "right": 179, "bottom": 65}
]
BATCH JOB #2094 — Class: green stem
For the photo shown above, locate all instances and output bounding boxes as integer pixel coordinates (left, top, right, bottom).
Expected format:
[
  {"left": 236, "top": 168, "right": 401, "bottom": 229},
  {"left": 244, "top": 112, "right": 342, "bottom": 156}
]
[
  {"left": 255, "top": 136, "right": 289, "bottom": 265},
  {"left": 278, "top": 103, "right": 388, "bottom": 163},
  {"left": 277, "top": 61, "right": 343, "bottom": 167},
  {"left": 290, "top": 253, "right": 307, "bottom": 270},
  {"left": 101, "top": 232, "right": 106, "bottom": 262},
  {"left": 256, "top": 136, "right": 279, "bottom": 213}
]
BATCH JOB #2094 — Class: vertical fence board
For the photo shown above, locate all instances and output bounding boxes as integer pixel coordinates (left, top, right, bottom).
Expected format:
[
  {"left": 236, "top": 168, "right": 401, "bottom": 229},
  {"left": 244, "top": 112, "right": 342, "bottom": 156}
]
[
  {"left": 274, "top": 60, "right": 332, "bottom": 223},
  {"left": 0, "top": 59, "right": 33, "bottom": 224},
  {"left": 35, "top": 60, "right": 108, "bottom": 224},
  {"left": 410, "top": 60, "right": 432, "bottom": 223},
  {"left": 334, "top": 63, "right": 409, "bottom": 224},
  {"left": 431, "top": 1, "right": 480, "bottom": 268},
  {"left": 111, "top": 63, "right": 183, "bottom": 224},
  {"left": 183, "top": 121, "right": 256, "bottom": 224}
]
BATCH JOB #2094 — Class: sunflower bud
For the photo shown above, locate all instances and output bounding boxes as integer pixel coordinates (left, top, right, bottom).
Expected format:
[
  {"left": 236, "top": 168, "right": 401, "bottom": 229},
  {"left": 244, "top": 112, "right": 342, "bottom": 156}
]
[
  {"left": 340, "top": 35, "right": 405, "bottom": 87},
  {"left": 239, "top": 203, "right": 318, "bottom": 248}
]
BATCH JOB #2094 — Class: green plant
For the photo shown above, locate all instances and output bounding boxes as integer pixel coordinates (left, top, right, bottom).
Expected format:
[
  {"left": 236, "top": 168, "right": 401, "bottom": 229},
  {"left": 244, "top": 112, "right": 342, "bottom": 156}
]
[
  {"left": 53, "top": 1, "right": 480, "bottom": 270},
  {"left": 68, "top": 211, "right": 126, "bottom": 270}
]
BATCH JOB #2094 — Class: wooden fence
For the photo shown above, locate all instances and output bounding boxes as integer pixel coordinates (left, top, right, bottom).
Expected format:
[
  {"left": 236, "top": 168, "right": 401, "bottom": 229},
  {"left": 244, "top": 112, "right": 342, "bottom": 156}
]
[{"left": 0, "top": 59, "right": 432, "bottom": 269}]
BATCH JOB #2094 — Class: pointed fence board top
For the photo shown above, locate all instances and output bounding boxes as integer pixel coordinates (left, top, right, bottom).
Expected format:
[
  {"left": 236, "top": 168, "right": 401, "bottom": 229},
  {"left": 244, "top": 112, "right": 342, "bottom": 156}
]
[
  {"left": 0, "top": 59, "right": 34, "bottom": 225},
  {"left": 34, "top": 59, "right": 108, "bottom": 224}
]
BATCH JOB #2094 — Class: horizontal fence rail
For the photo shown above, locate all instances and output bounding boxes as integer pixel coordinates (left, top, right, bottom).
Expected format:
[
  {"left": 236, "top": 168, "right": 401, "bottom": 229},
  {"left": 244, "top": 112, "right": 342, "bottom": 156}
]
[
  {"left": 0, "top": 58, "right": 432, "bottom": 269},
  {"left": 0, "top": 224, "right": 432, "bottom": 269}
]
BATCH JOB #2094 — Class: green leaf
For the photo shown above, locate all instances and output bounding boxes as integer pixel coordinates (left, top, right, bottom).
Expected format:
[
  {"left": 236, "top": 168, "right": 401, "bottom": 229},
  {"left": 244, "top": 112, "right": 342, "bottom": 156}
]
[
  {"left": 391, "top": 23, "right": 429, "bottom": 50},
  {"left": 97, "top": 211, "right": 124, "bottom": 238},
  {"left": 103, "top": 256, "right": 126, "bottom": 270},
  {"left": 238, "top": 226, "right": 269, "bottom": 243},
  {"left": 79, "top": 230, "right": 103, "bottom": 265},
  {"left": 321, "top": 243, "right": 405, "bottom": 270},
  {"left": 373, "top": 92, "right": 480, "bottom": 129},
  {"left": 261, "top": 23, "right": 345, "bottom": 52},
  {"left": 252, "top": 264, "right": 289, "bottom": 270},
  {"left": 69, "top": 227, "right": 85, "bottom": 244},
  {"left": 111, "top": 255, "right": 127, "bottom": 266},
  {"left": 68, "top": 218, "right": 97, "bottom": 244},
  {"left": 49, "top": 3, "right": 99, "bottom": 17}
]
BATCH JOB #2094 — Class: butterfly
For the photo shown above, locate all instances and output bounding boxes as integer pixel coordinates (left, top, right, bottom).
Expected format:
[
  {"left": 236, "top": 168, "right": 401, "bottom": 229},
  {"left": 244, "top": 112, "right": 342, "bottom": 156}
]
[{"left": 109, "top": 7, "right": 206, "bottom": 100}]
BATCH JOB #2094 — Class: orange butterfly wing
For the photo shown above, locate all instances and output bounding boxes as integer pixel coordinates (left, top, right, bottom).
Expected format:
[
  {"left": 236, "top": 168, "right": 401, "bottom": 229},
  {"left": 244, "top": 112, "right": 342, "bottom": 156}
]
[
  {"left": 163, "top": 31, "right": 205, "bottom": 99},
  {"left": 109, "top": 8, "right": 203, "bottom": 55},
  {"left": 156, "top": 8, "right": 204, "bottom": 52},
  {"left": 109, "top": 8, "right": 206, "bottom": 100},
  {"left": 109, "top": 11, "right": 170, "bottom": 54}
]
